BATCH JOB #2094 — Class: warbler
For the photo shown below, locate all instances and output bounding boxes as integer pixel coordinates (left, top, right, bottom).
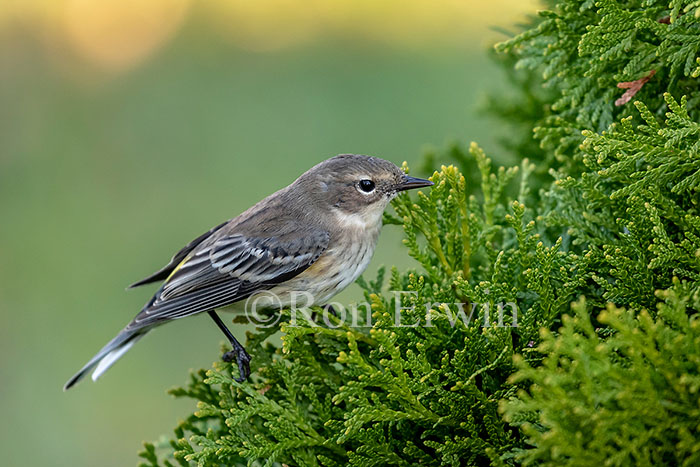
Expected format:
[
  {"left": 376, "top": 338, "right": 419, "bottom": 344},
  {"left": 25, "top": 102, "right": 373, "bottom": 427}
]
[{"left": 64, "top": 154, "right": 432, "bottom": 390}]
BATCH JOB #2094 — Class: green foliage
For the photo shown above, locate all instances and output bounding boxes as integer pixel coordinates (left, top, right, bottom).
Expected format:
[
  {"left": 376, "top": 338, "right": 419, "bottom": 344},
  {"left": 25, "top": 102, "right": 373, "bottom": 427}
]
[
  {"left": 550, "top": 93, "right": 700, "bottom": 309},
  {"left": 141, "top": 0, "right": 700, "bottom": 465},
  {"left": 503, "top": 280, "right": 700, "bottom": 466},
  {"left": 494, "top": 0, "right": 700, "bottom": 177},
  {"left": 491, "top": 1, "right": 700, "bottom": 465}
]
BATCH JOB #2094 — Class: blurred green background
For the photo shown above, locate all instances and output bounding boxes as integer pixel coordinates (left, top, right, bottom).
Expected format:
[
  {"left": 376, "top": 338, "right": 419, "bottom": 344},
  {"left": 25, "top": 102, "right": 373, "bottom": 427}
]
[{"left": 0, "top": 1, "right": 536, "bottom": 465}]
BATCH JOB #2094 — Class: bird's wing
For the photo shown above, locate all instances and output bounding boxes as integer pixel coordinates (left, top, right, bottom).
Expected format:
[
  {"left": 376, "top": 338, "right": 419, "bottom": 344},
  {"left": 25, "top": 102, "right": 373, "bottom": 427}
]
[
  {"left": 126, "top": 229, "right": 330, "bottom": 330},
  {"left": 127, "top": 221, "right": 229, "bottom": 288}
]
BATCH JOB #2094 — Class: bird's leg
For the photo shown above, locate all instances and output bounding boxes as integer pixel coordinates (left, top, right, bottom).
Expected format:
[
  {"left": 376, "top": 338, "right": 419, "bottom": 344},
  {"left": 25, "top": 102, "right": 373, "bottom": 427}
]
[{"left": 207, "top": 310, "right": 251, "bottom": 382}]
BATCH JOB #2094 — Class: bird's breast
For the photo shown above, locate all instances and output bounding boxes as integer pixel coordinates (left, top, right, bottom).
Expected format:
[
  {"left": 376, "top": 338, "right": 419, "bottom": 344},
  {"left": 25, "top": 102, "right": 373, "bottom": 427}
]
[{"left": 270, "top": 224, "right": 381, "bottom": 306}]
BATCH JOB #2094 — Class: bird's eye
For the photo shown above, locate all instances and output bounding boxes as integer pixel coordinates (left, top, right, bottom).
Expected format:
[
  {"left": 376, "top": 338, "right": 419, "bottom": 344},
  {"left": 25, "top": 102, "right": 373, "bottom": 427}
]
[{"left": 358, "top": 179, "right": 375, "bottom": 193}]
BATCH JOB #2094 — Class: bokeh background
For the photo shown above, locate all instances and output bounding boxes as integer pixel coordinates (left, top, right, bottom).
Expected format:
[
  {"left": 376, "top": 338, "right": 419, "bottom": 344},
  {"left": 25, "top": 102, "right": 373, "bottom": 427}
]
[{"left": 0, "top": 1, "right": 537, "bottom": 465}]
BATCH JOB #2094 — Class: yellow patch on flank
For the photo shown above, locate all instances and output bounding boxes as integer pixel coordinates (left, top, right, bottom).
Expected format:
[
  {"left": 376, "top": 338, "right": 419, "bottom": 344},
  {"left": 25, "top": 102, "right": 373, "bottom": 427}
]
[{"left": 165, "top": 253, "right": 193, "bottom": 282}]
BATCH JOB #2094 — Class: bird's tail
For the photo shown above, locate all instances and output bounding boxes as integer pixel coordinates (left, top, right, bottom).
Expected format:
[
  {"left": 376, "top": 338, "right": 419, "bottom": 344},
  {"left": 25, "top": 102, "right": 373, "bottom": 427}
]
[{"left": 63, "top": 328, "right": 148, "bottom": 391}]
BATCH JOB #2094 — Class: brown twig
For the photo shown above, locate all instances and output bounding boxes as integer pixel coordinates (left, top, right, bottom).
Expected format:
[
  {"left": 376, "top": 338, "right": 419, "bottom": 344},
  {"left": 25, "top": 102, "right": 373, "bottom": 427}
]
[{"left": 615, "top": 70, "right": 656, "bottom": 106}]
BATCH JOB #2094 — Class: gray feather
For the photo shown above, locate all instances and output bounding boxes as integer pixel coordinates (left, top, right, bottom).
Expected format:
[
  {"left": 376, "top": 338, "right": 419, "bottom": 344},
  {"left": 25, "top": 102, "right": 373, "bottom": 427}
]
[{"left": 63, "top": 329, "right": 147, "bottom": 390}]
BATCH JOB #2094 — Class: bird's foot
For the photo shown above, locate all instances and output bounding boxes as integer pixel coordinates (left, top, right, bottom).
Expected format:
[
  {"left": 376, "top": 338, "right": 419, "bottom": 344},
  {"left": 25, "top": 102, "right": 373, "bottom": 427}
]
[{"left": 222, "top": 345, "right": 251, "bottom": 382}]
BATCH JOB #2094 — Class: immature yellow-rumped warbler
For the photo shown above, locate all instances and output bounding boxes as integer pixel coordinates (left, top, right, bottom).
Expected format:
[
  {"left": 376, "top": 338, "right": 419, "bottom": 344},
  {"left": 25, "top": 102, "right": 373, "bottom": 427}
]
[{"left": 64, "top": 154, "right": 432, "bottom": 390}]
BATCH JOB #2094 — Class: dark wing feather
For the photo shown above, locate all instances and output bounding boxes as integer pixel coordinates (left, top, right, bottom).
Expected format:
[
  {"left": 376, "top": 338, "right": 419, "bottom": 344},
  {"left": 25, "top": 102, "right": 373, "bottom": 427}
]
[
  {"left": 128, "top": 221, "right": 228, "bottom": 288},
  {"left": 126, "top": 229, "right": 329, "bottom": 330}
]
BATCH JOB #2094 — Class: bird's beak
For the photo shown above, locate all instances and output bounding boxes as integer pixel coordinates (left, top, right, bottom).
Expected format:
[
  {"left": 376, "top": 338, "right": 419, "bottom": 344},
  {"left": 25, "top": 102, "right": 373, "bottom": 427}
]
[{"left": 397, "top": 175, "right": 434, "bottom": 191}]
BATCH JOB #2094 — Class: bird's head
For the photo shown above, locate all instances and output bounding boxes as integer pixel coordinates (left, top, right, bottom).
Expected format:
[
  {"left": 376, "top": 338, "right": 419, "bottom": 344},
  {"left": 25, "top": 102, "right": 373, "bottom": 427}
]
[{"left": 297, "top": 154, "right": 433, "bottom": 228}]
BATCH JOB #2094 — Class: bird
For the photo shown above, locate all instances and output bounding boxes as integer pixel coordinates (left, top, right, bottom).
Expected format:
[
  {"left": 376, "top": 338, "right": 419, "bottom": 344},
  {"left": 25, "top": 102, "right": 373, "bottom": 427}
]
[{"left": 63, "top": 154, "right": 433, "bottom": 390}]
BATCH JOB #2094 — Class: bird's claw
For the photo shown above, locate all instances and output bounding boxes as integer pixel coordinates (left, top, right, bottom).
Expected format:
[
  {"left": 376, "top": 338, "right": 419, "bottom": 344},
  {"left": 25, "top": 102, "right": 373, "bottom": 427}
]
[{"left": 223, "top": 346, "right": 251, "bottom": 382}]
